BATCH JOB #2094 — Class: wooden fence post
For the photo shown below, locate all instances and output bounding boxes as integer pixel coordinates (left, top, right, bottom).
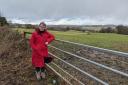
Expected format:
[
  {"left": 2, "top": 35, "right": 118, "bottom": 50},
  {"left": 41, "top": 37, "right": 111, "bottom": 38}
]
[{"left": 22, "top": 31, "right": 26, "bottom": 38}]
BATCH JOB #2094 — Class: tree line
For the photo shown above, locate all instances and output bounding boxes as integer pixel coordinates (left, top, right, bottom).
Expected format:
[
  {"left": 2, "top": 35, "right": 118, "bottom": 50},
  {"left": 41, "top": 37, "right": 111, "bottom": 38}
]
[{"left": 99, "top": 25, "right": 128, "bottom": 35}]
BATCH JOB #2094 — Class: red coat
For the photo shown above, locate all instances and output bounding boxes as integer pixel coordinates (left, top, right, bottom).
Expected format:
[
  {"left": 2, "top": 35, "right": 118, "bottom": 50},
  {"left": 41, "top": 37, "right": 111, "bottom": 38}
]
[{"left": 30, "top": 30, "right": 55, "bottom": 67}]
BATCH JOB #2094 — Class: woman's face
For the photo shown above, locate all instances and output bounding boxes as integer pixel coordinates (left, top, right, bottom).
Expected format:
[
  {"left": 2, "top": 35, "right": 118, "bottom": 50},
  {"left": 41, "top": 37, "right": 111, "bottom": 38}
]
[{"left": 39, "top": 24, "right": 46, "bottom": 31}]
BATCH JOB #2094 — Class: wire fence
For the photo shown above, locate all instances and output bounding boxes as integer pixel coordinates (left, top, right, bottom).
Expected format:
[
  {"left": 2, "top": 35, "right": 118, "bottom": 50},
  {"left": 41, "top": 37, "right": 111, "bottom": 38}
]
[{"left": 24, "top": 31, "right": 128, "bottom": 85}]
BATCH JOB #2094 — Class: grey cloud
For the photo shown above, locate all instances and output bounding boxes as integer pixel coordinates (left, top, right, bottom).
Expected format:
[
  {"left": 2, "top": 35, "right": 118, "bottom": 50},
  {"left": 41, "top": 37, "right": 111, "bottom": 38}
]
[{"left": 0, "top": 0, "right": 128, "bottom": 24}]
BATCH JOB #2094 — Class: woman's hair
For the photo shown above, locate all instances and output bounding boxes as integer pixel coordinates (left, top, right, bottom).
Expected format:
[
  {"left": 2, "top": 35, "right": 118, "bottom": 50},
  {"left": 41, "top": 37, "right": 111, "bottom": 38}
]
[
  {"left": 35, "top": 27, "right": 46, "bottom": 35},
  {"left": 39, "top": 22, "right": 46, "bottom": 27},
  {"left": 34, "top": 21, "right": 47, "bottom": 35}
]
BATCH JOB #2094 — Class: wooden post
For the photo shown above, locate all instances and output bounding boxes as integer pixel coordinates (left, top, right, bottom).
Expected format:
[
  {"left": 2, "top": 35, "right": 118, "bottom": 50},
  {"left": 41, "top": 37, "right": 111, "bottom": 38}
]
[{"left": 22, "top": 31, "right": 26, "bottom": 38}]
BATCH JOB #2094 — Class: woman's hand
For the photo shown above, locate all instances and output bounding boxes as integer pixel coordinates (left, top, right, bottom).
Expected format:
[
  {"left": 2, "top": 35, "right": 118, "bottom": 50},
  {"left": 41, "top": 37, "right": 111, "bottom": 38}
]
[{"left": 45, "top": 42, "right": 48, "bottom": 45}]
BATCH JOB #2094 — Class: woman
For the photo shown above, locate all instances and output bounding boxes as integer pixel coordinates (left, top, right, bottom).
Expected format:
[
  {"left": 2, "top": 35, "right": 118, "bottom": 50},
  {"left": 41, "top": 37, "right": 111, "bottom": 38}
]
[{"left": 30, "top": 22, "right": 55, "bottom": 80}]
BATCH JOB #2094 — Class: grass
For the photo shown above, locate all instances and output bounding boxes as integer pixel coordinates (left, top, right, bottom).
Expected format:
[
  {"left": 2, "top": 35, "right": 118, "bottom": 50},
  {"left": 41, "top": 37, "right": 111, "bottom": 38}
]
[{"left": 14, "top": 28, "right": 128, "bottom": 52}]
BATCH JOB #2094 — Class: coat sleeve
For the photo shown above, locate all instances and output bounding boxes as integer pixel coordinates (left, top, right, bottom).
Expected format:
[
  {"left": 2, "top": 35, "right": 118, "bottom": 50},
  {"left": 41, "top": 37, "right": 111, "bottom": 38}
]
[
  {"left": 29, "top": 33, "right": 37, "bottom": 50},
  {"left": 46, "top": 31, "right": 55, "bottom": 44}
]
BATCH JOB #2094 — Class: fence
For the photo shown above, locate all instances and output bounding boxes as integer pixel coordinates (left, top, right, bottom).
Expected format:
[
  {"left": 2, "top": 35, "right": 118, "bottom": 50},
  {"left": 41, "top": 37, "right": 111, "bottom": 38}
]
[{"left": 23, "top": 31, "right": 128, "bottom": 85}]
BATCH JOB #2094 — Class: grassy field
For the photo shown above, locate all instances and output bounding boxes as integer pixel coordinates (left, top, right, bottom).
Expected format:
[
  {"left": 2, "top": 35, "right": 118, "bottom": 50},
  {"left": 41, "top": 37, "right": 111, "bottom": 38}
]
[{"left": 14, "top": 28, "right": 128, "bottom": 52}]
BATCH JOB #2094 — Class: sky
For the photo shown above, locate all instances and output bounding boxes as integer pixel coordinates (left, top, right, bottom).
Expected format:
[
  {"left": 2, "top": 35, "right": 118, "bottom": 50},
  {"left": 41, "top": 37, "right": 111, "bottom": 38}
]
[{"left": 0, "top": 0, "right": 128, "bottom": 25}]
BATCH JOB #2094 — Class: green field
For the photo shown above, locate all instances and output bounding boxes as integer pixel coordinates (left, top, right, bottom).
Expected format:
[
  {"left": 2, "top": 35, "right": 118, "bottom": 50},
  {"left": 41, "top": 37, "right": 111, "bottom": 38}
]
[{"left": 14, "top": 28, "right": 128, "bottom": 52}]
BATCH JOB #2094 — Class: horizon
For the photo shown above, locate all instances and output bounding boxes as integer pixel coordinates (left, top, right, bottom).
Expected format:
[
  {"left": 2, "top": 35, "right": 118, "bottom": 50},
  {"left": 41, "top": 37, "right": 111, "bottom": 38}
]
[{"left": 7, "top": 18, "right": 128, "bottom": 25}]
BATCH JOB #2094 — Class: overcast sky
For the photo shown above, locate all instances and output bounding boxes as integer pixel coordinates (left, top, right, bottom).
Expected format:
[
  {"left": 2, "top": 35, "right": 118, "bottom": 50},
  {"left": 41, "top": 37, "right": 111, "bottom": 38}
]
[{"left": 0, "top": 0, "right": 128, "bottom": 25}]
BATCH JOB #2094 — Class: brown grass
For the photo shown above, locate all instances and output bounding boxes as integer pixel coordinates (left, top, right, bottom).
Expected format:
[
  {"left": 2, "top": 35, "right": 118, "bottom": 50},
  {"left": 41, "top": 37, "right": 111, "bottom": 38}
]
[{"left": 0, "top": 27, "right": 66, "bottom": 85}]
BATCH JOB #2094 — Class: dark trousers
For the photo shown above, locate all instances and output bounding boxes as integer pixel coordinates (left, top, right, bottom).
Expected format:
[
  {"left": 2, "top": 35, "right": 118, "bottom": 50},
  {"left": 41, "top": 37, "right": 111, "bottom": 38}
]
[{"left": 35, "top": 67, "right": 45, "bottom": 72}]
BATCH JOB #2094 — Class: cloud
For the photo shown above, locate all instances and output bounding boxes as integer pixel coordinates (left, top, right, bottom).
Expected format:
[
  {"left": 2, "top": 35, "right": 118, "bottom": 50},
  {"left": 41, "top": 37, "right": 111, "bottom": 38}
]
[
  {"left": 9, "top": 17, "right": 128, "bottom": 25},
  {"left": 1, "top": 0, "right": 128, "bottom": 25}
]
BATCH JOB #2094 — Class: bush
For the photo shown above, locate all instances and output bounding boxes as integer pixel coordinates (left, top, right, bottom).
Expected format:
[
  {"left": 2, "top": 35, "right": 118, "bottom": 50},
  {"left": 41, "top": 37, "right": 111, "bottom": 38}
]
[
  {"left": 25, "top": 24, "right": 34, "bottom": 29},
  {"left": 116, "top": 25, "right": 128, "bottom": 35},
  {"left": 99, "top": 27, "right": 115, "bottom": 33},
  {"left": 0, "top": 17, "right": 8, "bottom": 26}
]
